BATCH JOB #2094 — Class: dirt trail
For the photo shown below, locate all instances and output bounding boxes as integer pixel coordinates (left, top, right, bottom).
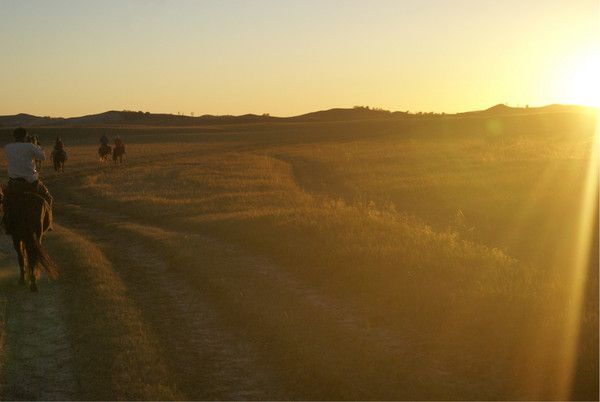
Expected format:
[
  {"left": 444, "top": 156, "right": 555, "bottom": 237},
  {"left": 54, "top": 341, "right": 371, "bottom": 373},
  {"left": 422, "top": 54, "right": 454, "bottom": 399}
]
[
  {"left": 57, "top": 201, "right": 467, "bottom": 399},
  {"left": 53, "top": 203, "right": 287, "bottom": 399},
  {"left": 63, "top": 202, "right": 412, "bottom": 354},
  {"left": 90, "top": 229, "right": 285, "bottom": 399},
  {"left": 0, "top": 239, "right": 76, "bottom": 401}
]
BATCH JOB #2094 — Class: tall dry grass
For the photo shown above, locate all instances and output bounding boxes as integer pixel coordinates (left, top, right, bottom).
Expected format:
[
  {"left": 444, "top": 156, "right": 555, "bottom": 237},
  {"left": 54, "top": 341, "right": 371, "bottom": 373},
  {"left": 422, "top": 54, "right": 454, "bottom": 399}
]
[
  {"left": 1, "top": 110, "right": 595, "bottom": 399},
  {"left": 45, "top": 226, "right": 182, "bottom": 400}
]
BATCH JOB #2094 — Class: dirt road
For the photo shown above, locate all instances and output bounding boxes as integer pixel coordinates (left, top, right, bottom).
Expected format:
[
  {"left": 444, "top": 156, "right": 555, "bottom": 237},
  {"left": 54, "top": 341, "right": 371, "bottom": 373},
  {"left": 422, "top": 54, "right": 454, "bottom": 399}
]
[{"left": 0, "top": 240, "right": 76, "bottom": 400}]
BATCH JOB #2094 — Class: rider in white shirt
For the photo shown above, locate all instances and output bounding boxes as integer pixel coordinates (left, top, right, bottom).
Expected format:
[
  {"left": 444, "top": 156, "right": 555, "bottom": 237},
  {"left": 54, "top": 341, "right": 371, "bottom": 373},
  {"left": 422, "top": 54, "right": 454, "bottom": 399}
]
[
  {"left": 5, "top": 135, "right": 45, "bottom": 182},
  {"left": 3, "top": 127, "right": 52, "bottom": 206}
]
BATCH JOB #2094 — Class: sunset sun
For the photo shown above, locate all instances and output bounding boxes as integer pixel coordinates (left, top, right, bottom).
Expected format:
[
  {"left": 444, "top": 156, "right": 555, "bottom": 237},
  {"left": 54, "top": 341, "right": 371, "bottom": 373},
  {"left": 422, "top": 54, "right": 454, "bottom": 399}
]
[{"left": 560, "top": 47, "right": 600, "bottom": 107}]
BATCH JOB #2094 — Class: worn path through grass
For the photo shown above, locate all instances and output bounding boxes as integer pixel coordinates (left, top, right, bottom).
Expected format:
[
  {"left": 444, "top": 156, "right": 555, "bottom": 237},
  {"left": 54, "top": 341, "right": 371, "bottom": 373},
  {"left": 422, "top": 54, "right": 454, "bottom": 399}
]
[
  {"left": 51, "top": 188, "right": 471, "bottom": 399},
  {"left": 0, "top": 238, "right": 76, "bottom": 400}
]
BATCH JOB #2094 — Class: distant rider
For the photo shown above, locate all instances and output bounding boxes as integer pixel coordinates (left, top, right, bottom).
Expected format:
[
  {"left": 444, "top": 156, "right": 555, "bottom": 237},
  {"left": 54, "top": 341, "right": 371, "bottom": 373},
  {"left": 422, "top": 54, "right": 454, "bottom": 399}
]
[
  {"left": 29, "top": 135, "right": 40, "bottom": 146},
  {"left": 114, "top": 136, "right": 123, "bottom": 148},
  {"left": 54, "top": 137, "right": 64, "bottom": 150},
  {"left": 100, "top": 133, "right": 109, "bottom": 146},
  {"left": 52, "top": 137, "right": 67, "bottom": 159}
]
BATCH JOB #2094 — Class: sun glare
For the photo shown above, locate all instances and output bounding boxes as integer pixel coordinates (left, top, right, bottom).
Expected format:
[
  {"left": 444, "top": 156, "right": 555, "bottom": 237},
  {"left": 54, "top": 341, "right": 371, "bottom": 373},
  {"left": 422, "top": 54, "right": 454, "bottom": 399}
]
[{"left": 559, "top": 47, "right": 600, "bottom": 107}]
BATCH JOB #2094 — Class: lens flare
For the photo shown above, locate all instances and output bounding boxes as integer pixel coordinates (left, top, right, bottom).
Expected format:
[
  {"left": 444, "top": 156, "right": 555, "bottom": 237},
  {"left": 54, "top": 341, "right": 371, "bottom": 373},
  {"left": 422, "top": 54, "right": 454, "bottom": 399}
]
[{"left": 555, "top": 109, "right": 599, "bottom": 399}]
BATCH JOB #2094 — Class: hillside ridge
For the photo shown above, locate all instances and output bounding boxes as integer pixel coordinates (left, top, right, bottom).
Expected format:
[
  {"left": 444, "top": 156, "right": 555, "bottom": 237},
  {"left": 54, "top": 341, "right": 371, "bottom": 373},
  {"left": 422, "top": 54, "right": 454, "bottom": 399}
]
[{"left": 0, "top": 104, "right": 594, "bottom": 128}]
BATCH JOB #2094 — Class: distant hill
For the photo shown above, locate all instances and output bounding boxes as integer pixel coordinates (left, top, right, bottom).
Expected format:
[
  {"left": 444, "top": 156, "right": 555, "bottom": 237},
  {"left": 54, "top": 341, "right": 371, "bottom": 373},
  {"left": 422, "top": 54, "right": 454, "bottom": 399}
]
[
  {"left": 288, "top": 107, "right": 406, "bottom": 122},
  {"left": 0, "top": 113, "right": 64, "bottom": 127},
  {"left": 0, "top": 110, "right": 281, "bottom": 128},
  {"left": 49, "top": 110, "right": 281, "bottom": 126},
  {"left": 457, "top": 103, "right": 593, "bottom": 117},
  {"left": 0, "top": 104, "right": 594, "bottom": 128}
]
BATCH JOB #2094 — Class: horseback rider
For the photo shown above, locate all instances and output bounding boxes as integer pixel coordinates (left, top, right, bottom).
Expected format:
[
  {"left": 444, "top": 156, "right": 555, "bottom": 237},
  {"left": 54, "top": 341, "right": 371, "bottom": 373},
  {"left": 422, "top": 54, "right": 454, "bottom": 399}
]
[
  {"left": 54, "top": 137, "right": 64, "bottom": 150},
  {"left": 29, "top": 135, "right": 43, "bottom": 171},
  {"left": 100, "top": 133, "right": 109, "bottom": 146},
  {"left": 2, "top": 127, "right": 53, "bottom": 234},
  {"left": 114, "top": 135, "right": 123, "bottom": 148},
  {"left": 51, "top": 137, "right": 67, "bottom": 166},
  {"left": 98, "top": 133, "right": 111, "bottom": 160}
]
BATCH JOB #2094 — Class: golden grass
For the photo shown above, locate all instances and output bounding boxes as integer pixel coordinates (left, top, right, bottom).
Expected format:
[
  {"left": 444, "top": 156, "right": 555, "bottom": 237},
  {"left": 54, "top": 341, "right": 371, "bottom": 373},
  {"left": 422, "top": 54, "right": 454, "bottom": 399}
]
[
  {"left": 0, "top": 110, "right": 595, "bottom": 399},
  {"left": 46, "top": 225, "right": 182, "bottom": 400}
]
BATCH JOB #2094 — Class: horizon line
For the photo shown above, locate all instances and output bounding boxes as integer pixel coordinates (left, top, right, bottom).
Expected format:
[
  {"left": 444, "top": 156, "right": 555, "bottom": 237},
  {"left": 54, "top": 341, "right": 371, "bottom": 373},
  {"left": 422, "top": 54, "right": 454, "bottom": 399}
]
[{"left": 1, "top": 102, "right": 597, "bottom": 120}]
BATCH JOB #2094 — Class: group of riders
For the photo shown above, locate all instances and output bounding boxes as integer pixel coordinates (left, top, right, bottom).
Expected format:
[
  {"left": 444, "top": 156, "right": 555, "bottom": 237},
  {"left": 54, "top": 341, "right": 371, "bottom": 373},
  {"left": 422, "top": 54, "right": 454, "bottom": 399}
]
[
  {"left": 1, "top": 127, "right": 127, "bottom": 210},
  {"left": 99, "top": 133, "right": 126, "bottom": 163},
  {"left": 0, "top": 127, "right": 128, "bottom": 290}
]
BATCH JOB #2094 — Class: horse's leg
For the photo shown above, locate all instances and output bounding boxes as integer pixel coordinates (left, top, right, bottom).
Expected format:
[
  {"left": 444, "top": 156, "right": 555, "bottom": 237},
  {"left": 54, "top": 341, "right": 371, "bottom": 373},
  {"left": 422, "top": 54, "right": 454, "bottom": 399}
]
[
  {"left": 23, "top": 235, "right": 38, "bottom": 292},
  {"left": 12, "top": 236, "right": 26, "bottom": 285}
]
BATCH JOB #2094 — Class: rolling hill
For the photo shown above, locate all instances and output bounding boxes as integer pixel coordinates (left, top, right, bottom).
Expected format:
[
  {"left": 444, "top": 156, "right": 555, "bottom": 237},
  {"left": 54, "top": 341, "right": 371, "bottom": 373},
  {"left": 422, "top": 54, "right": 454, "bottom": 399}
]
[{"left": 0, "top": 104, "right": 594, "bottom": 128}]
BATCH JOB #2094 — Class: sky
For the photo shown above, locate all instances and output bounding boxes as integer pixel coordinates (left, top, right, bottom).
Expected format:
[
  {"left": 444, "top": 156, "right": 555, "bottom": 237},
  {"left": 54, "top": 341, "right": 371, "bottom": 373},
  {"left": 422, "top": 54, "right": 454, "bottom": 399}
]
[{"left": 0, "top": 0, "right": 598, "bottom": 117}]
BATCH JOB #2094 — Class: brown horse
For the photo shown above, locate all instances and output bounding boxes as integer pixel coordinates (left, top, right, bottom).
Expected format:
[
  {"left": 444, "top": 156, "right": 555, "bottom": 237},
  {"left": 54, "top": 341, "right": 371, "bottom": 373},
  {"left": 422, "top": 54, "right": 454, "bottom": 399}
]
[
  {"left": 1, "top": 183, "right": 57, "bottom": 291},
  {"left": 52, "top": 149, "right": 67, "bottom": 172},
  {"left": 98, "top": 144, "right": 112, "bottom": 162},
  {"left": 113, "top": 144, "right": 126, "bottom": 164}
]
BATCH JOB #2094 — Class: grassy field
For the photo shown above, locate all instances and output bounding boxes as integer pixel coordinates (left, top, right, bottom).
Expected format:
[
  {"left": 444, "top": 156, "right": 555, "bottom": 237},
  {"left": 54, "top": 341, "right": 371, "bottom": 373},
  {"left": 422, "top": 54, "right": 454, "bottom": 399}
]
[{"left": 0, "top": 110, "right": 597, "bottom": 400}]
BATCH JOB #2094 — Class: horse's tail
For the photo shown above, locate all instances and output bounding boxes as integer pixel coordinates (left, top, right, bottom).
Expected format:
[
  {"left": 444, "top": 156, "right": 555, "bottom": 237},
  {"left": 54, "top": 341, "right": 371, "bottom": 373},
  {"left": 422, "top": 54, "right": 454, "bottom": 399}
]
[
  {"left": 25, "top": 233, "right": 58, "bottom": 279},
  {"left": 37, "top": 240, "right": 59, "bottom": 279}
]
